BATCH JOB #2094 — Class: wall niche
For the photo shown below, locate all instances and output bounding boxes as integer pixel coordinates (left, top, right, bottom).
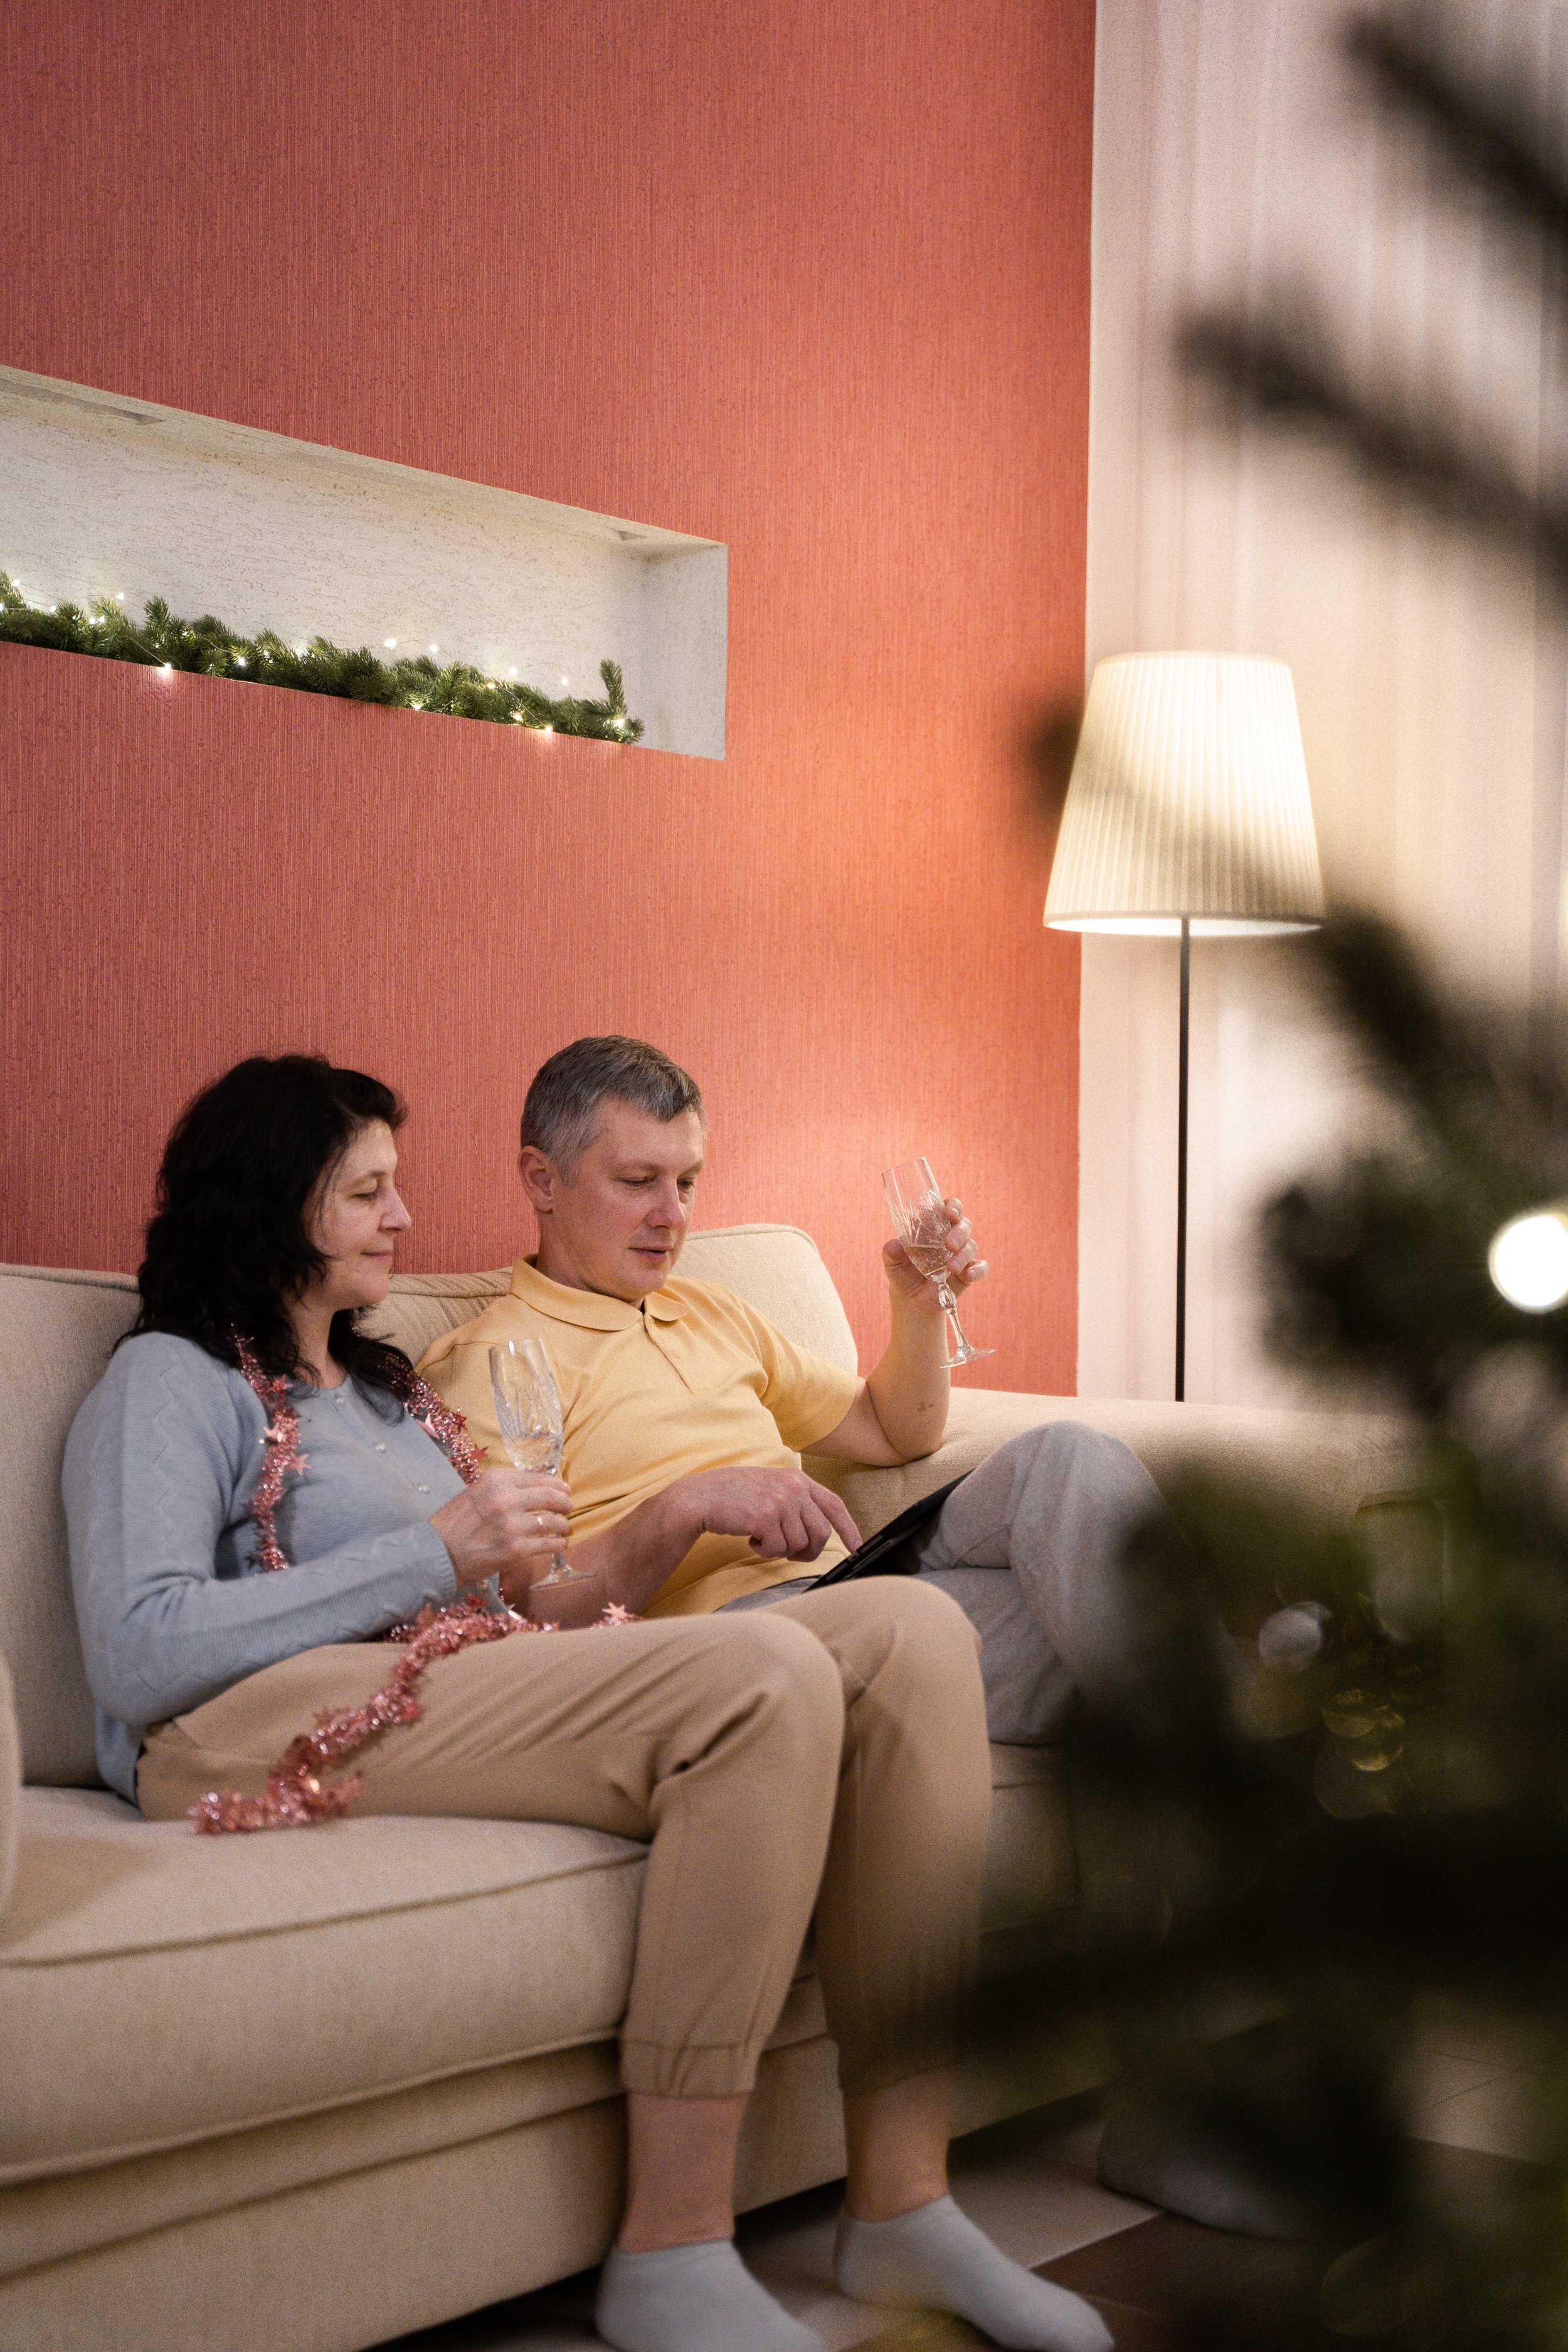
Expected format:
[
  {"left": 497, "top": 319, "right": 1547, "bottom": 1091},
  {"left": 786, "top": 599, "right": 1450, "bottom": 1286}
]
[{"left": 0, "top": 366, "right": 728, "bottom": 758}]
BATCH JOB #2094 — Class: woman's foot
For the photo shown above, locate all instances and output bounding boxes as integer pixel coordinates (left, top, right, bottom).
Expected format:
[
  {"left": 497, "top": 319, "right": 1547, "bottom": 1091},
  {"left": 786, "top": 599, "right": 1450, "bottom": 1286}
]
[
  {"left": 596, "top": 2238, "right": 828, "bottom": 2352},
  {"left": 834, "top": 2196, "right": 1113, "bottom": 2351}
]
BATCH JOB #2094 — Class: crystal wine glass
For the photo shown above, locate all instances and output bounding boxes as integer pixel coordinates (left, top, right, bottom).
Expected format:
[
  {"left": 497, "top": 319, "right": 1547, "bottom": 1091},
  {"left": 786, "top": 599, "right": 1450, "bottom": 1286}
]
[
  {"left": 882, "top": 1158, "right": 992, "bottom": 1369},
  {"left": 488, "top": 1338, "right": 605, "bottom": 1628}
]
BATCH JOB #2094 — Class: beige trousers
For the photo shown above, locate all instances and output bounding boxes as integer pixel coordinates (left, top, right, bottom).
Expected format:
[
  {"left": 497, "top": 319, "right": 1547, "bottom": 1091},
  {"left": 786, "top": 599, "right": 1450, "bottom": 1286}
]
[{"left": 138, "top": 1579, "right": 992, "bottom": 2101}]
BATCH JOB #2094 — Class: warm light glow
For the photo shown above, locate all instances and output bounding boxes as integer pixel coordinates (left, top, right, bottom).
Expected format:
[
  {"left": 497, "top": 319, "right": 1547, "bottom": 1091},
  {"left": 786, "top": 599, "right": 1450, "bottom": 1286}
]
[
  {"left": 1044, "top": 654, "right": 1325, "bottom": 933},
  {"left": 507, "top": 667, "right": 517, "bottom": 680},
  {"left": 1489, "top": 1209, "right": 1568, "bottom": 1311},
  {"left": 1049, "top": 916, "right": 1318, "bottom": 938},
  {"left": 428, "top": 644, "right": 438, "bottom": 655},
  {"left": 383, "top": 637, "right": 397, "bottom": 649},
  {"left": 158, "top": 663, "right": 173, "bottom": 675}
]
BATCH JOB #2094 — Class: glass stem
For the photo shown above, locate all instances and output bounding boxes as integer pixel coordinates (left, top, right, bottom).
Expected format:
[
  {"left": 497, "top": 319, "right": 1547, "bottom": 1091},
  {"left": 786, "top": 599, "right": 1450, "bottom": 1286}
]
[{"left": 937, "top": 1283, "right": 972, "bottom": 1359}]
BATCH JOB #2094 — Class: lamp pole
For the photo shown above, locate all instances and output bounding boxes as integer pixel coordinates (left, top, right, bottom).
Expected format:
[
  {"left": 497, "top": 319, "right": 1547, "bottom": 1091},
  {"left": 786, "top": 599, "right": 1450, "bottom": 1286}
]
[{"left": 1175, "top": 916, "right": 1190, "bottom": 1403}]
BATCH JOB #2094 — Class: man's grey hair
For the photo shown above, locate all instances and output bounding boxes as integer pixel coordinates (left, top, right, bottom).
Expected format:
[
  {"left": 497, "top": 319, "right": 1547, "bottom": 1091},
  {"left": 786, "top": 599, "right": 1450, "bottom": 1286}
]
[{"left": 520, "top": 1036, "right": 704, "bottom": 1177}]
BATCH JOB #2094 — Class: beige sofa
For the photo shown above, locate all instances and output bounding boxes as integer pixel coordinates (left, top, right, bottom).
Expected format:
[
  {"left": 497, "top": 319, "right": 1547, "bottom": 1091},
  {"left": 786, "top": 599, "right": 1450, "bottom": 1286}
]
[{"left": 0, "top": 1227, "right": 1417, "bottom": 2352}]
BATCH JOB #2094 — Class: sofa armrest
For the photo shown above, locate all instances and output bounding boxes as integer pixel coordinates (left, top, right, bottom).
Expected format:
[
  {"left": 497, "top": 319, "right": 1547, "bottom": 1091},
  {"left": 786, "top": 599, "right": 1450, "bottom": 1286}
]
[
  {"left": 0, "top": 1649, "right": 19, "bottom": 1920},
  {"left": 806, "top": 1388, "right": 1423, "bottom": 1543}
]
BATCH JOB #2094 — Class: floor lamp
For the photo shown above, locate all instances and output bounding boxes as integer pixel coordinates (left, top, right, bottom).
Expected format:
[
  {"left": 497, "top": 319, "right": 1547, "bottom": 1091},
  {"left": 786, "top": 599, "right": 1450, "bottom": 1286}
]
[{"left": 1044, "top": 653, "right": 1325, "bottom": 1402}]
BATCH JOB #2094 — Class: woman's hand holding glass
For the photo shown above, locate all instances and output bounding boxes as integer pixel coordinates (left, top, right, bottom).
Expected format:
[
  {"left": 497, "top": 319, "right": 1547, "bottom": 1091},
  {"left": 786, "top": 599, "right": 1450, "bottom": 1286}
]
[
  {"left": 487, "top": 1338, "right": 607, "bottom": 1626},
  {"left": 429, "top": 1469, "right": 573, "bottom": 1606}
]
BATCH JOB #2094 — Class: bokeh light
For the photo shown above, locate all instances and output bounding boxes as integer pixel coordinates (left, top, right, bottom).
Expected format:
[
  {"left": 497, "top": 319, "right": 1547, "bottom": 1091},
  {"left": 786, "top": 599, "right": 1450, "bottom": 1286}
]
[{"left": 1488, "top": 1208, "right": 1568, "bottom": 1311}]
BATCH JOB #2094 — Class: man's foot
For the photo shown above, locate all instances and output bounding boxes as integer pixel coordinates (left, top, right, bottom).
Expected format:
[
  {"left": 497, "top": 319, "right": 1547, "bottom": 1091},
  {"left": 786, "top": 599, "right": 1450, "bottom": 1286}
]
[
  {"left": 595, "top": 2238, "right": 828, "bottom": 2352},
  {"left": 834, "top": 2196, "right": 1113, "bottom": 2351},
  {"left": 1096, "top": 2089, "right": 1310, "bottom": 2239}
]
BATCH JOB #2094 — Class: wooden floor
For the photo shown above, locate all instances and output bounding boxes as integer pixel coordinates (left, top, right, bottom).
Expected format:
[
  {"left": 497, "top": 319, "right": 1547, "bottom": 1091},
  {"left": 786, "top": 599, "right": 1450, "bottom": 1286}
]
[
  {"left": 843, "top": 2146, "right": 1533, "bottom": 2352},
  {"left": 382, "top": 2106, "right": 1535, "bottom": 2349}
]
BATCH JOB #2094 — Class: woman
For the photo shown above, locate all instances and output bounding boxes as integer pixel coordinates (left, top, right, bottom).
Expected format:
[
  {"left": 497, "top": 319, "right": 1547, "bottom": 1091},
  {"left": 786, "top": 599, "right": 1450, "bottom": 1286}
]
[{"left": 65, "top": 1056, "right": 1111, "bottom": 2352}]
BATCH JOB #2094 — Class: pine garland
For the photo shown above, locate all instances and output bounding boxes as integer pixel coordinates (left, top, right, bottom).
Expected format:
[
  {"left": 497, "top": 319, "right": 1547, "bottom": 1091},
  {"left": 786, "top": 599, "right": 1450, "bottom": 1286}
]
[{"left": 0, "top": 575, "right": 642, "bottom": 742}]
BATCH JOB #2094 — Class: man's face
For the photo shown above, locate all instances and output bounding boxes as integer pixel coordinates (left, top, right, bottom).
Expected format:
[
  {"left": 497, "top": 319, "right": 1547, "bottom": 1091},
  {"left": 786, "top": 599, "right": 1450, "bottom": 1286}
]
[{"left": 522, "top": 1099, "right": 706, "bottom": 1301}]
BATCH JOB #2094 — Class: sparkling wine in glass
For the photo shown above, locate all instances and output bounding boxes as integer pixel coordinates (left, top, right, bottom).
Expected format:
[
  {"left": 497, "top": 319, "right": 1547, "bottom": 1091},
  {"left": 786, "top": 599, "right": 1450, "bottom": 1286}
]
[
  {"left": 882, "top": 1157, "right": 992, "bottom": 1369},
  {"left": 488, "top": 1338, "right": 605, "bottom": 1628}
]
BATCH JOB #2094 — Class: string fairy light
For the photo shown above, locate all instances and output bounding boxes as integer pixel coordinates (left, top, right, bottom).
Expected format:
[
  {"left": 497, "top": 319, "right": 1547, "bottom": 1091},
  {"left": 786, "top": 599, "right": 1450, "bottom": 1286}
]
[{"left": 0, "top": 574, "right": 639, "bottom": 742}]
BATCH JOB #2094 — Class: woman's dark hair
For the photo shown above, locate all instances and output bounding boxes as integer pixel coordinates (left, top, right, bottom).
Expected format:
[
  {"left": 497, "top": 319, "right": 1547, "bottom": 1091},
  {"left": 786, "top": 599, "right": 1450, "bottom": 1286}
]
[{"left": 127, "top": 1055, "right": 413, "bottom": 1388}]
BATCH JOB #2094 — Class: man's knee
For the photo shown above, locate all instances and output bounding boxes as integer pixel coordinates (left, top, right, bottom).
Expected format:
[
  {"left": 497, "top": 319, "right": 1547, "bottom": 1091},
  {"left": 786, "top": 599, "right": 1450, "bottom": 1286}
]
[
  {"left": 713, "top": 1611, "right": 846, "bottom": 1745},
  {"left": 992, "top": 1418, "right": 1155, "bottom": 1505},
  {"left": 999, "top": 1418, "right": 1115, "bottom": 1470},
  {"left": 832, "top": 1576, "right": 984, "bottom": 1703}
]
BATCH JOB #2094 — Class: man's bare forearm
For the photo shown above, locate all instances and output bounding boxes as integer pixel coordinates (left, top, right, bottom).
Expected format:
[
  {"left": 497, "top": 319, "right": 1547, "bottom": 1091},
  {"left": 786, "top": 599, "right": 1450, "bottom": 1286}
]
[
  {"left": 558, "top": 1463, "right": 864, "bottom": 1612},
  {"left": 565, "top": 1487, "right": 700, "bottom": 1613},
  {"left": 864, "top": 1295, "right": 951, "bottom": 1460}
]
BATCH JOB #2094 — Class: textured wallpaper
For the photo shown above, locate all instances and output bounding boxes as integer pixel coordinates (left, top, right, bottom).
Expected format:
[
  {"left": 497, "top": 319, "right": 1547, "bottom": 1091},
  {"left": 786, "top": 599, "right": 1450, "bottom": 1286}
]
[{"left": 0, "top": 0, "right": 1093, "bottom": 1394}]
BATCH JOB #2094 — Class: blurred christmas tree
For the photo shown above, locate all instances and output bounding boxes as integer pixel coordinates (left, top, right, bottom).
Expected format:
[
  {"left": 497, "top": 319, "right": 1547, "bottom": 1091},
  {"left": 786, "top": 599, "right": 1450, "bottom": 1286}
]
[
  {"left": 990, "top": 11, "right": 1568, "bottom": 2346},
  {"left": 1037, "top": 906, "right": 1568, "bottom": 2349}
]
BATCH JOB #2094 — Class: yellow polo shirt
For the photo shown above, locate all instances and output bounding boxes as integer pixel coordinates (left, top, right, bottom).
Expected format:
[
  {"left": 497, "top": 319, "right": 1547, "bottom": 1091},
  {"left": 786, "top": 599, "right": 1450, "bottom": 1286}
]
[{"left": 416, "top": 1258, "right": 862, "bottom": 1615}]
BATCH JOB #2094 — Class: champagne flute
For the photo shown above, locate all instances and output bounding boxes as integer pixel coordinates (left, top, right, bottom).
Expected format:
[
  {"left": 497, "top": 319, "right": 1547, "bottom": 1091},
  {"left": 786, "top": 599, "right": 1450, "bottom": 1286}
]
[
  {"left": 488, "top": 1338, "right": 606, "bottom": 1628},
  {"left": 882, "top": 1157, "right": 992, "bottom": 1369}
]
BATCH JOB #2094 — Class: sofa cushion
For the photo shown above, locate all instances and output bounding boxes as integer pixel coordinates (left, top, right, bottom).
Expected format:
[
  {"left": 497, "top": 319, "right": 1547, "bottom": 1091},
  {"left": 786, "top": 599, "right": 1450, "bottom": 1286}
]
[
  {"left": 0, "top": 1735, "right": 1075, "bottom": 2192},
  {"left": 0, "top": 1789, "right": 647, "bottom": 2185},
  {"left": 983, "top": 1745, "right": 1077, "bottom": 1924},
  {"left": 0, "top": 1651, "right": 18, "bottom": 1917}
]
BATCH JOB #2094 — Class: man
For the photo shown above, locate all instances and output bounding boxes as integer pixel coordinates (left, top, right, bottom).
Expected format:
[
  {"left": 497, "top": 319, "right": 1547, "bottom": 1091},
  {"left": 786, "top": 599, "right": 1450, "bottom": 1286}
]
[
  {"left": 421, "top": 1035, "right": 1165, "bottom": 1744},
  {"left": 425, "top": 1037, "right": 1284, "bottom": 2259},
  {"left": 419, "top": 1036, "right": 1140, "bottom": 2349}
]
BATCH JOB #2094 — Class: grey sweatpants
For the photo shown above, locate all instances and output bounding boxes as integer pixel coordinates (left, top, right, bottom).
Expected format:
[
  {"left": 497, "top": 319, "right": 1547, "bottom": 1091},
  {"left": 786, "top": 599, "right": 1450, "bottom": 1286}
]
[{"left": 726, "top": 1424, "right": 1165, "bottom": 1746}]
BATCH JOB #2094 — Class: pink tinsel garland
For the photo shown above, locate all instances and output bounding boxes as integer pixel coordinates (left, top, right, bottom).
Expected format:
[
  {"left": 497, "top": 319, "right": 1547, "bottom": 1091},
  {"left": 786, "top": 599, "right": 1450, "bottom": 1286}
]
[{"left": 187, "top": 1338, "right": 634, "bottom": 1834}]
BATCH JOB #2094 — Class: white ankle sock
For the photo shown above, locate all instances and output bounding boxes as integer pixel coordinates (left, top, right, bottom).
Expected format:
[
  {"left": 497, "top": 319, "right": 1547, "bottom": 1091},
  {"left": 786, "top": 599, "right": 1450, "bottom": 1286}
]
[
  {"left": 834, "top": 2196, "right": 1113, "bottom": 2352},
  {"left": 595, "top": 2238, "right": 828, "bottom": 2352}
]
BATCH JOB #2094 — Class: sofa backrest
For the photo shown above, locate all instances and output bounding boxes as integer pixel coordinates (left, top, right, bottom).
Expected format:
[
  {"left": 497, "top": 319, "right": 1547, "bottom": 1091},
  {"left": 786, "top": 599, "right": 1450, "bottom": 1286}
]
[
  {"left": 0, "top": 1227, "right": 857, "bottom": 1788},
  {"left": 0, "top": 1267, "right": 141, "bottom": 1788},
  {"left": 361, "top": 1226, "right": 860, "bottom": 1374}
]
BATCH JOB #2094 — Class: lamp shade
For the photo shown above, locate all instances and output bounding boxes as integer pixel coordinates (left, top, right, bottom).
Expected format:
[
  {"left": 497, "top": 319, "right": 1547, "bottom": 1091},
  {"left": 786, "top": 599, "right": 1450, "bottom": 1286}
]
[{"left": 1044, "top": 653, "right": 1325, "bottom": 935}]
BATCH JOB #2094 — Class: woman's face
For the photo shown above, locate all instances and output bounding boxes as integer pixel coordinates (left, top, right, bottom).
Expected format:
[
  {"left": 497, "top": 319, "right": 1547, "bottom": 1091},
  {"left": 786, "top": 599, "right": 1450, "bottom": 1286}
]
[{"left": 304, "top": 1120, "right": 411, "bottom": 1315}]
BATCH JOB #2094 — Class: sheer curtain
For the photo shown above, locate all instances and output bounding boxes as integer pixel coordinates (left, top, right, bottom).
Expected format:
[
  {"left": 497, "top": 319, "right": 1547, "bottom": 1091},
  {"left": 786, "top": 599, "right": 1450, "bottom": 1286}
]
[{"left": 1081, "top": 0, "right": 1568, "bottom": 1402}]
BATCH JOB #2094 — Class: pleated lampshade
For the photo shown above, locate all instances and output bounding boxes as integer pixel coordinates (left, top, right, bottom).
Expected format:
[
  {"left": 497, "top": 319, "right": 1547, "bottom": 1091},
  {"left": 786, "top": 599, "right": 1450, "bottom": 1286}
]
[{"left": 1044, "top": 653, "right": 1325, "bottom": 935}]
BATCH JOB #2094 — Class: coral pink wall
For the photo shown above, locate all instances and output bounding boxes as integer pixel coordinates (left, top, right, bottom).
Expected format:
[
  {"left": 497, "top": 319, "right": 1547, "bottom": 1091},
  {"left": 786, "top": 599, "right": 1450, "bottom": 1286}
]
[{"left": 0, "top": 0, "right": 1091, "bottom": 1391}]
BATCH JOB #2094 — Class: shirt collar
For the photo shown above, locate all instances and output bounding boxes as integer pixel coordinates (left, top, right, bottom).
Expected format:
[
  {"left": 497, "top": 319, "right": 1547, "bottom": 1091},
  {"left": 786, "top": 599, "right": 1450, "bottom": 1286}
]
[{"left": 508, "top": 1255, "right": 689, "bottom": 1329}]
